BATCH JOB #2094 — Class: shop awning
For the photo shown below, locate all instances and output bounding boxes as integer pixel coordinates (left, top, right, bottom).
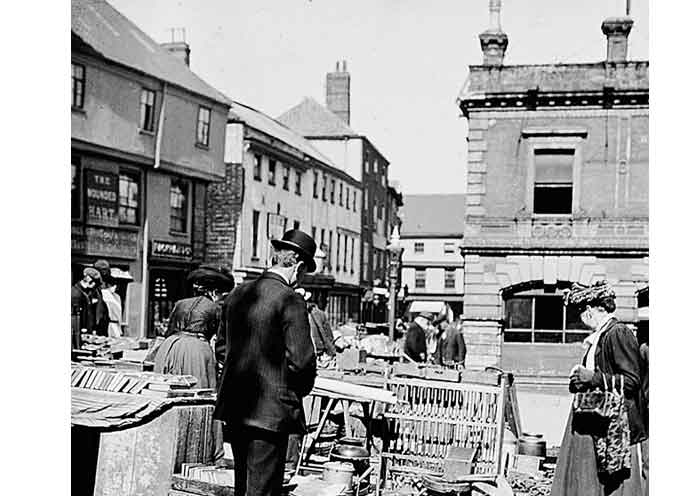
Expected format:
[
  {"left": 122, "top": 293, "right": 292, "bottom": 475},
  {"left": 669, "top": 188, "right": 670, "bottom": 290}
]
[
  {"left": 408, "top": 300, "right": 447, "bottom": 314},
  {"left": 111, "top": 268, "right": 133, "bottom": 280}
]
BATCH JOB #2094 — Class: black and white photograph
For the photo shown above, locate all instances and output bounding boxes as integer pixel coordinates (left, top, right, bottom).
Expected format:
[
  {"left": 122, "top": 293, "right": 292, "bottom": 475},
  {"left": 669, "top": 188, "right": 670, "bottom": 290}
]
[{"left": 11, "top": 0, "right": 695, "bottom": 494}]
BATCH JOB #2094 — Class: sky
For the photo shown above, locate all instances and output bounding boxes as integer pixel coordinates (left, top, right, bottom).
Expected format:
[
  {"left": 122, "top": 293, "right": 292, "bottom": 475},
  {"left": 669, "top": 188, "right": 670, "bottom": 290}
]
[{"left": 109, "top": 0, "right": 649, "bottom": 195}]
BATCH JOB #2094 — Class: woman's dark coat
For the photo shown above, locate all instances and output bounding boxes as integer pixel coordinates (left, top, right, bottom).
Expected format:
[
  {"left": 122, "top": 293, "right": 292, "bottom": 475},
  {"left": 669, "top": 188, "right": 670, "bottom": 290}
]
[
  {"left": 573, "top": 317, "right": 648, "bottom": 445},
  {"left": 214, "top": 271, "right": 317, "bottom": 434}
]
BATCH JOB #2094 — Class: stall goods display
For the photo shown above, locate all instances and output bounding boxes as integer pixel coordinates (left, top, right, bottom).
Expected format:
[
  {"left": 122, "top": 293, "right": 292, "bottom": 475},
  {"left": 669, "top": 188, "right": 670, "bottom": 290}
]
[
  {"left": 71, "top": 363, "right": 203, "bottom": 397},
  {"left": 507, "top": 467, "right": 554, "bottom": 496}
]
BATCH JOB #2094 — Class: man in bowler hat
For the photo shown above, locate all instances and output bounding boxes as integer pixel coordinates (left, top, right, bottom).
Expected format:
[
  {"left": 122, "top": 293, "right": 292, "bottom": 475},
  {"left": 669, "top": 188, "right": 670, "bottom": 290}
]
[{"left": 214, "top": 229, "right": 318, "bottom": 496}]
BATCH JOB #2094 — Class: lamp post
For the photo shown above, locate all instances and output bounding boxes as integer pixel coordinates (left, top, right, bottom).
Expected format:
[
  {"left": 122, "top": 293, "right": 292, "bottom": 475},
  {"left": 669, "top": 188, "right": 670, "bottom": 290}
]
[{"left": 387, "top": 226, "right": 404, "bottom": 341}]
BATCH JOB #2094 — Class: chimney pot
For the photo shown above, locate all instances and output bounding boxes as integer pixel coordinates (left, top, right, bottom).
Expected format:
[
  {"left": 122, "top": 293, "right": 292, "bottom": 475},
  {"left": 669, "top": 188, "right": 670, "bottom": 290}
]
[
  {"left": 601, "top": 16, "right": 633, "bottom": 63},
  {"left": 479, "top": 0, "right": 508, "bottom": 66}
]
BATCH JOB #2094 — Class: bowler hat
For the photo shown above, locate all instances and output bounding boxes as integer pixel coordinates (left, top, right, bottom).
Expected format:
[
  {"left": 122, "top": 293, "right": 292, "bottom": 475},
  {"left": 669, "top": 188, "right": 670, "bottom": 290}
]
[
  {"left": 417, "top": 312, "right": 434, "bottom": 322},
  {"left": 271, "top": 229, "right": 317, "bottom": 273}
]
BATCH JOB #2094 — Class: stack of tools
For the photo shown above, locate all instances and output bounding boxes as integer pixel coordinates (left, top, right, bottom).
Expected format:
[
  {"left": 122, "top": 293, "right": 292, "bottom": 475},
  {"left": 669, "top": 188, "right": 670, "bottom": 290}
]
[{"left": 378, "top": 377, "right": 509, "bottom": 491}]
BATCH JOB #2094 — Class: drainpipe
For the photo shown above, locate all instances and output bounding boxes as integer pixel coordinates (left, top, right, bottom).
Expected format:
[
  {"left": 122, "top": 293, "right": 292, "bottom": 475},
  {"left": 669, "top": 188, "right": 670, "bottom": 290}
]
[{"left": 139, "top": 82, "right": 167, "bottom": 338}]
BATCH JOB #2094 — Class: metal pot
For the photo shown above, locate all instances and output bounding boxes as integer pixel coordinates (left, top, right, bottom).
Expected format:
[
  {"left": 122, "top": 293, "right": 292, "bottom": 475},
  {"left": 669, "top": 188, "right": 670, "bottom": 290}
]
[
  {"left": 329, "top": 444, "right": 370, "bottom": 474},
  {"left": 518, "top": 433, "right": 547, "bottom": 459}
]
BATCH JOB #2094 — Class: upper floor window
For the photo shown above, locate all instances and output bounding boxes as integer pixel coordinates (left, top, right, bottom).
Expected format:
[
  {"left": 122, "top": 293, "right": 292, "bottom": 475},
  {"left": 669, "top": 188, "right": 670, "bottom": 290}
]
[
  {"left": 72, "top": 63, "right": 85, "bottom": 109},
  {"left": 504, "top": 291, "right": 588, "bottom": 343},
  {"left": 196, "top": 106, "right": 211, "bottom": 147},
  {"left": 313, "top": 171, "right": 319, "bottom": 198},
  {"left": 322, "top": 174, "right": 328, "bottom": 202},
  {"left": 415, "top": 268, "right": 426, "bottom": 289},
  {"left": 139, "top": 89, "right": 156, "bottom": 132},
  {"left": 293, "top": 220, "right": 300, "bottom": 230},
  {"left": 253, "top": 154, "right": 262, "bottom": 181},
  {"left": 377, "top": 202, "right": 383, "bottom": 220},
  {"left": 268, "top": 160, "right": 277, "bottom": 186},
  {"left": 444, "top": 268, "right": 456, "bottom": 289},
  {"left": 444, "top": 242, "right": 455, "bottom": 254},
  {"left": 330, "top": 179, "right": 336, "bottom": 204},
  {"left": 295, "top": 171, "right": 302, "bottom": 196},
  {"left": 533, "top": 149, "right": 574, "bottom": 215},
  {"left": 414, "top": 242, "right": 424, "bottom": 253},
  {"left": 282, "top": 165, "right": 290, "bottom": 190},
  {"left": 346, "top": 187, "right": 351, "bottom": 210},
  {"left": 339, "top": 183, "right": 344, "bottom": 206},
  {"left": 353, "top": 190, "right": 357, "bottom": 212},
  {"left": 311, "top": 226, "right": 317, "bottom": 241},
  {"left": 170, "top": 178, "right": 188, "bottom": 233},
  {"left": 118, "top": 172, "right": 140, "bottom": 226},
  {"left": 382, "top": 173, "right": 386, "bottom": 187},
  {"left": 372, "top": 160, "right": 377, "bottom": 173},
  {"left": 252, "top": 210, "right": 260, "bottom": 259}
]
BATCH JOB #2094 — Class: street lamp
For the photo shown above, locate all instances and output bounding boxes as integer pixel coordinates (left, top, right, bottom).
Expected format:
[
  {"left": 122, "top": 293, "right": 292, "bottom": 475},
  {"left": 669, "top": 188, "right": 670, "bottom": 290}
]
[{"left": 387, "top": 225, "right": 405, "bottom": 341}]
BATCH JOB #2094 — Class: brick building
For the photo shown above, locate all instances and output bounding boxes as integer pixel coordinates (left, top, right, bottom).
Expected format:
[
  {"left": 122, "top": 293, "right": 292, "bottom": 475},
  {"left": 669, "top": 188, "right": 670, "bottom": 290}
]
[
  {"left": 400, "top": 195, "right": 467, "bottom": 319},
  {"left": 456, "top": 3, "right": 648, "bottom": 372},
  {"left": 278, "top": 62, "right": 394, "bottom": 322},
  {"left": 208, "top": 101, "right": 363, "bottom": 326},
  {"left": 71, "top": 0, "right": 230, "bottom": 337}
]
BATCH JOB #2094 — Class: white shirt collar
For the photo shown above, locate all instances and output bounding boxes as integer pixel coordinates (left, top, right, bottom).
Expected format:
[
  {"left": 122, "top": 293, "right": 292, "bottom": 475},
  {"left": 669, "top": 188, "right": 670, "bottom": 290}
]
[{"left": 267, "top": 268, "right": 291, "bottom": 285}]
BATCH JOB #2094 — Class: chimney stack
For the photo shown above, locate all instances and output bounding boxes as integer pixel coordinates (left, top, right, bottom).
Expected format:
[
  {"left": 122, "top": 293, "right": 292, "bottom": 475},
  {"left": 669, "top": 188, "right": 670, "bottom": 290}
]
[
  {"left": 601, "top": 16, "right": 633, "bottom": 63},
  {"left": 326, "top": 60, "right": 351, "bottom": 125},
  {"left": 479, "top": 0, "right": 508, "bottom": 66},
  {"left": 161, "top": 28, "right": 191, "bottom": 66}
]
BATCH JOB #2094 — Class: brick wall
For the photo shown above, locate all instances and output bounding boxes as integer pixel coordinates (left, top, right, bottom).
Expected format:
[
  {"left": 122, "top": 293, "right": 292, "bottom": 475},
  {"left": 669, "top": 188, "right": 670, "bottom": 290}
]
[{"left": 205, "top": 163, "right": 244, "bottom": 267}]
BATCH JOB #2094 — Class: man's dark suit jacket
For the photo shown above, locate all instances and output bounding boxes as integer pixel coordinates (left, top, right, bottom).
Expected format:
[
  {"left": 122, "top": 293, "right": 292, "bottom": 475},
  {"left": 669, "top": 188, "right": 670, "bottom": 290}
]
[
  {"left": 574, "top": 317, "right": 648, "bottom": 445},
  {"left": 404, "top": 322, "right": 427, "bottom": 362},
  {"left": 433, "top": 330, "right": 467, "bottom": 366},
  {"left": 214, "top": 271, "right": 317, "bottom": 434}
]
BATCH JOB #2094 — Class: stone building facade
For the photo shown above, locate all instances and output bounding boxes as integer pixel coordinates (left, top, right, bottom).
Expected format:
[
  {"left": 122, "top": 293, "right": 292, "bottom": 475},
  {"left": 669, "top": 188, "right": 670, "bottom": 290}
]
[
  {"left": 71, "top": 0, "right": 229, "bottom": 337},
  {"left": 456, "top": 7, "right": 648, "bottom": 373}
]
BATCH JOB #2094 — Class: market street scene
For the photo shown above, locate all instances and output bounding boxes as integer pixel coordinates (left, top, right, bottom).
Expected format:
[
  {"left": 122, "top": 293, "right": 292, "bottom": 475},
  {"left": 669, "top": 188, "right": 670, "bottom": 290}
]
[{"left": 70, "top": 1, "right": 649, "bottom": 495}]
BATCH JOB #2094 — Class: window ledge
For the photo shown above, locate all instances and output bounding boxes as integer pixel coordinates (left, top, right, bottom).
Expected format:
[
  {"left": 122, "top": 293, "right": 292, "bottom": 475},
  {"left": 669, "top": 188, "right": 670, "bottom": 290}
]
[
  {"left": 169, "top": 230, "right": 189, "bottom": 238},
  {"left": 72, "top": 106, "right": 86, "bottom": 116},
  {"left": 195, "top": 142, "right": 210, "bottom": 151},
  {"left": 251, "top": 256, "right": 260, "bottom": 262},
  {"left": 139, "top": 128, "right": 155, "bottom": 136}
]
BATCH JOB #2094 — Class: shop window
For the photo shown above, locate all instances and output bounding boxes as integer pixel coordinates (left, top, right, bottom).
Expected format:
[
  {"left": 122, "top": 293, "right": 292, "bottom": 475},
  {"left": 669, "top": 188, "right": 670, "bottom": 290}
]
[
  {"left": 118, "top": 171, "right": 139, "bottom": 225},
  {"left": 170, "top": 178, "right": 188, "bottom": 233},
  {"left": 415, "top": 268, "right": 426, "bottom": 289},
  {"left": 268, "top": 160, "right": 277, "bottom": 186},
  {"left": 313, "top": 171, "right": 319, "bottom": 198},
  {"left": 533, "top": 149, "right": 574, "bottom": 215},
  {"left": 252, "top": 210, "right": 260, "bottom": 259},
  {"left": 295, "top": 170, "right": 302, "bottom": 196},
  {"left": 504, "top": 291, "right": 589, "bottom": 343},
  {"left": 330, "top": 179, "right": 336, "bottom": 204},
  {"left": 196, "top": 106, "right": 211, "bottom": 147},
  {"left": 444, "top": 242, "right": 455, "bottom": 254},
  {"left": 71, "top": 157, "right": 81, "bottom": 219},
  {"left": 72, "top": 63, "right": 85, "bottom": 109},
  {"left": 414, "top": 242, "right": 424, "bottom": 253},
  {"left": 444, "top": 268, "right": 456, "bottom": 289},
  {"left": 139, "top": 88, "right": 156, "bottom": 132},
  {"left": 253, "top": 154, "right": 262, "bottom": 181}
]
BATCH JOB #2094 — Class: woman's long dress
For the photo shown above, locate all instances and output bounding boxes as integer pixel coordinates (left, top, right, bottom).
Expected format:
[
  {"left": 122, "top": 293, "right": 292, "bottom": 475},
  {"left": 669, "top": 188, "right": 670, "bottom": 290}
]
[{"left": 154, "top": 296, "right": 219, "bottom": 389}]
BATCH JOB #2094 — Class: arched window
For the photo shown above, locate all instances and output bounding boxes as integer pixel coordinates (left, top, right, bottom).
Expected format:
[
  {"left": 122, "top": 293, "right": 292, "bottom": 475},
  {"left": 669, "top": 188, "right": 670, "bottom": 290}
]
[{"left": 503, "top": 283, "right": 589, "bottom": 344}]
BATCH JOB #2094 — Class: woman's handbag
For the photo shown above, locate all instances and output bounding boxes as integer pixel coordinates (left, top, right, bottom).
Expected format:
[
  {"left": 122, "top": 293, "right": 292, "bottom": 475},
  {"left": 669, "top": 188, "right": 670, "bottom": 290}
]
[
  {"left": 573, "top": 373, "right": 612, "bottom": 427},
  {"left": 592, "top": 375, "right": 632, "bottom": 481}
]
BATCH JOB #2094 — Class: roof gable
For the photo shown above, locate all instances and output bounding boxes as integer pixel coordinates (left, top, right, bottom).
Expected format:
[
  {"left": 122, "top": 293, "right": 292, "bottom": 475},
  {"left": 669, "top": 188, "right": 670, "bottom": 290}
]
[
  {"left": 71, "top": 0, "right": 230, "bottom": 106},
  {"left": 277, "top": 97, "right": 359, "bottom": 137}
]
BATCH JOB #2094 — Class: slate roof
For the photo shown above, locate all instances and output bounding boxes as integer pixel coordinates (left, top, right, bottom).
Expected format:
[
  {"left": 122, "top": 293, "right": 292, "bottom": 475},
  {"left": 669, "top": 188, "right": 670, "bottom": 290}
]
[
  {"left": 230, "top": 101, "right": 361, "bottom": 185},
  {"left": 400, "top": 194, "right": 467, "bottom": 237},
  {"left": 71, "top": 0, "right": 230, "bottom": 105},
  {"left": 277, "top": 97, "right": 359, "bottom": 138}
]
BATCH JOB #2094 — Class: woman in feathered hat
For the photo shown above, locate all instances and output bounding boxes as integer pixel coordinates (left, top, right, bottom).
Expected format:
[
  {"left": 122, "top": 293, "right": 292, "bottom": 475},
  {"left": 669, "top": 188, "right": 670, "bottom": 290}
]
[
  {"left": 551, "top": 281, "right": 647, "bottom": 496},
  {"left": 153, "top": 264, "right": 235, "bottom": 389}
]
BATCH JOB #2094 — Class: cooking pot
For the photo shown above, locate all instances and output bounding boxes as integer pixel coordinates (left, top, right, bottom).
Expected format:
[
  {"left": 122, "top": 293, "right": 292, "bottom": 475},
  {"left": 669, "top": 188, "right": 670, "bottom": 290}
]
[
  {"left": 329, "top": 444, "right": 370, "bottom": 474},
  {"left": 518, "top": 433, "right": 547, "bottom": 459}
]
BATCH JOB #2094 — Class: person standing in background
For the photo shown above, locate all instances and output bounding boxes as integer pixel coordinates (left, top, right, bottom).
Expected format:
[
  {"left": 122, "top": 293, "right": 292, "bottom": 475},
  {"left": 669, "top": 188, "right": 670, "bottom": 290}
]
[
  {"left": 307, "top": 296, "right": 336, "bottom": 357},
  {"left": 92, "top": 260, "right": 112, "bottom": 336},
  {"left": 405, "top": 312, "right": 432, "bottom": 362},
  {"left": 433, "top": 321, "right": 467, "bottom": 367},
  {"left": 71, "top": 267, "right": 102, "bottom": 335},
  {"left": 101, "top": 274, "right": 123, "bottom": 338}
]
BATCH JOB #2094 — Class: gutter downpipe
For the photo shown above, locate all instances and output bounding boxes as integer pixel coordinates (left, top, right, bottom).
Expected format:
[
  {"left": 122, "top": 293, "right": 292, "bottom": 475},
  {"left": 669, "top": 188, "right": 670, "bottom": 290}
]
[{"left": 139, "top": 82, "right": 167, "bottom": 338}]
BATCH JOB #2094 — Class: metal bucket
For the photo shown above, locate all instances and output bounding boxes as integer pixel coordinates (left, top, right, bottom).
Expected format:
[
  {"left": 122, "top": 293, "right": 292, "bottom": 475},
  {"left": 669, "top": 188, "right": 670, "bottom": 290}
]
[{"left": 322, "top": 461, "right": 354, "bottom": 487}]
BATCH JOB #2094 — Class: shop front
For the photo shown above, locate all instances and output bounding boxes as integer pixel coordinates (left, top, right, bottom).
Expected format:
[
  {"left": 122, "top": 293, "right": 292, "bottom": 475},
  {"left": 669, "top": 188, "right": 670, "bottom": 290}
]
[
  {"left": 326, "top": 283, "right": 361, "bottom": 328},
  {"left": 148, "top": 240, "right": 196, "bottom": 337}
]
